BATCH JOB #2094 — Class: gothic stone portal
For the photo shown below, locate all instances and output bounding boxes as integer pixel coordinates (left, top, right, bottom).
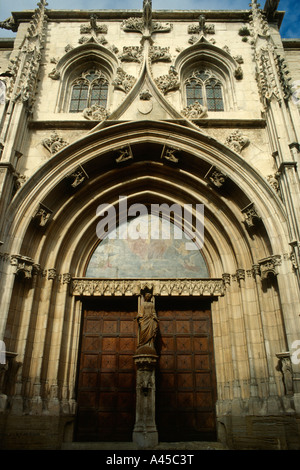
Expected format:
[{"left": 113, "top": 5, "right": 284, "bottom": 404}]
[{"left": 75, "top": 297, "right": 216, "bottom": 442}]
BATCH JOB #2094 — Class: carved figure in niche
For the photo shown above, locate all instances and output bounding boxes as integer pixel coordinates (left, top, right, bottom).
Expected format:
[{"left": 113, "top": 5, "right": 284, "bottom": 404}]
[{"left": 137, "top": 293, "right": 158, "bottom": 352}]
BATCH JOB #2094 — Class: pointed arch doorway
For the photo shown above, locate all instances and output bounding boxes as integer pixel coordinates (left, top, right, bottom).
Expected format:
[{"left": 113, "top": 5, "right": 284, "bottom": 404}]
[{"left": 74, "top": 214, "right": 219, "bottom": 442}]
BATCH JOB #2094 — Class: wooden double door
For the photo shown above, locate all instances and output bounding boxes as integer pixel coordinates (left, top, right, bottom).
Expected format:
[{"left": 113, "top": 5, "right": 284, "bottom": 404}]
[{"left": 75, "top": 297, "right": 217, "bottom": 442}]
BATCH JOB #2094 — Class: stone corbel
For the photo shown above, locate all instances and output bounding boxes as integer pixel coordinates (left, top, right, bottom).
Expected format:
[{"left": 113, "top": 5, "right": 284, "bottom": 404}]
[
  {"left": 205, "top": 166, "right": 227, "bottom": 188},
  {"left": 32, "top": 203, "right": 53, "bottom": 227},
  {"left": 114, "top": 145, "right": 134, "bottom": 164},
  {"left": 242, "top": 203, "right": 261, "bottom": 228},
  {"left": 258, "top": 255, "right": 281, "bottom": 280},
  {"left": 160, "top": 145, "right": 180, "bottom": 164},
  {"left": 66, "top": 165, "right": 89, "bottom": 188},
  {"left": 10, "top": 254, "right": 40, "bottom": 279}
]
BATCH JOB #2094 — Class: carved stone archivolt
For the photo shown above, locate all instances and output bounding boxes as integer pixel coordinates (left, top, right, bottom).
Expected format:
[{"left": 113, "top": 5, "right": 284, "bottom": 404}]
[{"left": 70, "top": 278, "right": 225, "bottom": 297}]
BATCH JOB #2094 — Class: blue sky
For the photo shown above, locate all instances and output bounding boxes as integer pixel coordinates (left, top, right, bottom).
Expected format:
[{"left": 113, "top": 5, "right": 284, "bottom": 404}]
[{"left": 0, "top": 0, "right": 299, "bottom": 39}]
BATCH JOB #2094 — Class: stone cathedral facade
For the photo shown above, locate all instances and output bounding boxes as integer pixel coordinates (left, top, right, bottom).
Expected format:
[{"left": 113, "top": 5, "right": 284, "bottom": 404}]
[{"left": 0, "top": 0, "right": 300, "bottom": 450}]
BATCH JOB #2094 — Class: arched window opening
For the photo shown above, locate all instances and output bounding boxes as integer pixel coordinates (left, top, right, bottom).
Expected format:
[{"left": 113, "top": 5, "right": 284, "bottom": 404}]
[
  {"left": 185, "top": 69, "right": 224, "bottom": 112},
  {"left": 69, "top": 69, "right": 108, "bottom": 113}
]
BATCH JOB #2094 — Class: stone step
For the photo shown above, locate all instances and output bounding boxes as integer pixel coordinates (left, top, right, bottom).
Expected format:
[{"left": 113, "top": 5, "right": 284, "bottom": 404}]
[{"left": 61, "top": 441, "right": 227, "bottom": 450}]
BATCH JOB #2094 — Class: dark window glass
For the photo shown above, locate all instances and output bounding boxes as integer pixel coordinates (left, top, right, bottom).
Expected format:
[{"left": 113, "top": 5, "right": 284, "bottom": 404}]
[{"left": 69, "top": 72, "right": 108, "bottom": 113}]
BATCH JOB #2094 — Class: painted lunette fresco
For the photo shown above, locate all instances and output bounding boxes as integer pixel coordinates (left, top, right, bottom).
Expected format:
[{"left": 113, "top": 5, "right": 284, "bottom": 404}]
[{"left": 85, "top": 215, "right": 209, "bottom": 279}]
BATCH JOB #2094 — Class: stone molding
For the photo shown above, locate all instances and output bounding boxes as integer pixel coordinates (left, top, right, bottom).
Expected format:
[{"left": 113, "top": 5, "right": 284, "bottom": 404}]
[{"left": 70, "top": 278, "right": 225, "bottom": 297}]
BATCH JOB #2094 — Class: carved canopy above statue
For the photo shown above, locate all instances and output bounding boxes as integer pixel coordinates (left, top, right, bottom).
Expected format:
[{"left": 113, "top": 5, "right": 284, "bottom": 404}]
[{"left": 85, "top": 214, "right": 209, "bottom": 279}]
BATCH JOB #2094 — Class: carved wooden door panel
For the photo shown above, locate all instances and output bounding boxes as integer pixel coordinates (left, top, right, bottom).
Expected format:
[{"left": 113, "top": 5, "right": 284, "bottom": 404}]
[
  {"left": 155, "top": 298, "right": 217, "bottom": 441},
  {"left": 75, "top": 299, "right": 137, "bottom": 442}
]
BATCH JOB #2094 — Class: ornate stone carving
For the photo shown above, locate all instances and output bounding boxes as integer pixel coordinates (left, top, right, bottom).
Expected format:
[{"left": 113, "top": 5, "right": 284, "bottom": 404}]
[
  {"left": 80, "top": 14, "right": 108, "bottom": 35},
  {"left": 112, "top": 68, "right": 136, "bottom": 93},
  {"left": 155, "top": 66, "right": 179, "bottom": 94},
  {"left": 149, "top": 46, "right": 171, "bottom": 63},
  {"left": 13, "top": 172, "right": 27, "bottom": 190},
  {"left": 66, "top": 165, "right": 89, "bottom": 188},
  {"left": 188, "top": 15, "right": 215, "bottom": 36},
  {"left": 70, "top": 278, "right": 225, "bottom": 297},
  {"left": 181, "top": 101, "right": 208, "bottom": 119},
  {"left": 5, "top": 1, "right": 48, "bottom": 112},
  {"left": 42, "top": 132, "right": 69, "bottom": 154},
  {"left": 0, "top": 80, "right": 6, "bottom": 104},
  {"left": 225, "top": 130, "right": 249, "bottom": 153},
  {"left": 47, "top": 268, "right": 57, "bottom": 280},
  {"left": 0, "top": 16, "right": 18, "bottom": 32},
  {"left": 114, "top": 145, "right": 134, "bottom": 164},
  {"left": 32, "top": 203, "right": 52, "bottom": 227},
  {"left": 138, "top": 90, "right": 153, "bottom": 115},
  {"left": 258, "top": 255, "right": 281, "bottom": 280},
  {"left": 119, "top": 46, "right": 143, "bottom": 63},
  {"left": 276, "top": 352, "right": 293, "bottom": 395},
  {"left": 291, "top": 80, "right": 300, "bottom": 108},
  {"left": 121, "top": 0, "right": 172, "bottom": 44},
  {"left": 205, "top": 166, "right": 227, "bottom": 188},
  {"left": 62, "top": 273, "right": 72, "bottom": 284},
  {"left": 267, "top": 174, "right": 280, "bottom": 193},
  {"left": 83, "top": 104, "right": 109, "bottom": 121},
  {"left": 160, "top": 145, "right": 180, "bottom": 164},
  {"left": 242, "top": 203, "right": 261, "bottom": 228},
  {"left": 10, "top": 255, "right": 40, "bottom": 279},
  {"left": 140, "top": 89, "right": 152, "bottom": 101},
  {"left": 79, "top": 35, "right": 108, "bottom": 46},
  {"left": 48, "top": 68, "right": 60, "bottom": 80}
]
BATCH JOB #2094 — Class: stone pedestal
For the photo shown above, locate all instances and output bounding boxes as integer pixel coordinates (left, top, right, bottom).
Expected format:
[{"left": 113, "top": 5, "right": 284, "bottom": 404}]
[{"left": 132, "top": 348, "right": 158, "bottom": 448}]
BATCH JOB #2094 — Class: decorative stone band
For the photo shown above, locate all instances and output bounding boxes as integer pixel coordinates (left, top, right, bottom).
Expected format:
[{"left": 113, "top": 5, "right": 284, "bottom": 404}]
[{"left": 70, "top": 278, "right": 225, "bottom": 297}]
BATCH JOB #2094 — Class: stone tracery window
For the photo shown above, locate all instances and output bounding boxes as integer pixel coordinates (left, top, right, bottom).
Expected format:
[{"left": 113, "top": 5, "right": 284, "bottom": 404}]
[
  {"left": 69, "top": 69, "right": 108, "bottom": 113},
  {"left": 185, "top": 69, "right": 224, "bottom": 111}
]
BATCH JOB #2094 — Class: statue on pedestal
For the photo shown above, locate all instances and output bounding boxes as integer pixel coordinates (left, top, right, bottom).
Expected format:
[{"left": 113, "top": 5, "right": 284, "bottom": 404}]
[{"left": 137, "top": 293, "right": 158, "bottom": 352}]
